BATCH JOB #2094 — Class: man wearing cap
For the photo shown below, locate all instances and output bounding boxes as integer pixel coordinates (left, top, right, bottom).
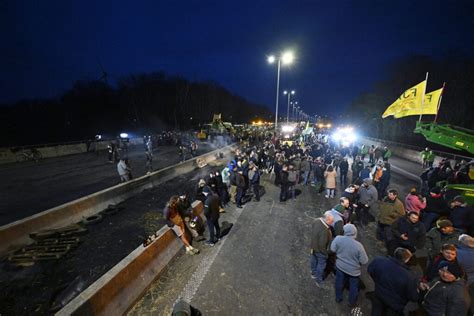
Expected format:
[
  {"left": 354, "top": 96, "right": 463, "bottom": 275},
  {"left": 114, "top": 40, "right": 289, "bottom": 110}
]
[
  {"left": 330, "top": 224, "right": 369, "bottom": 310},
  {"left": 421, "top": 261, "right": 470, "bottom": 315},
  {"left": 425, "top": 219, "right": 462, "bottom": 261},
  {"left": 202, "top": 186, "right": 221, "bottom": 246},
  {"left": 449, "top": 195, "right": 474, "bottom": 234},
  {"left": 368, "top": 247, "right": 420, "bottom": 315}
]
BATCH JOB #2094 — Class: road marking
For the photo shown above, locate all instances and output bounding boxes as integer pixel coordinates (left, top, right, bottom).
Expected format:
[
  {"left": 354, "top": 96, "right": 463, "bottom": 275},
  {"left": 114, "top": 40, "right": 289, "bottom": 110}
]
[{"left": 177, "top": 203, "right": 246, "bottom": 303}]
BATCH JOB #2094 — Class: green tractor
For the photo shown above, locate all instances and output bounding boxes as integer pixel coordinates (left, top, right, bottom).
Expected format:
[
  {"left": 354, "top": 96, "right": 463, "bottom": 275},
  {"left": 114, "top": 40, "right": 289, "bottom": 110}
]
[{"left": 414, "top": 121, "right": 474, "bottom": 204}]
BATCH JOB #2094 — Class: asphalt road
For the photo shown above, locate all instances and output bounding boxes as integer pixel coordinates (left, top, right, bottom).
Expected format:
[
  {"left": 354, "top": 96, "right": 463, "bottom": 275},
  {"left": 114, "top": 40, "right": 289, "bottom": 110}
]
[
  {"left": 0, "top": 143, "right": 215, "bottom": 226},
  {"left": 129, "top": 156, "right": 421, "bottom": 316}
]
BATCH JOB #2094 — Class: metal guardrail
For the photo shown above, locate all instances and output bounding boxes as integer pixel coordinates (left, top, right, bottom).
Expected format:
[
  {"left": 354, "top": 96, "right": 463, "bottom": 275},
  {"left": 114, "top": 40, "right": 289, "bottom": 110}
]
[{"left": 363, "top": 136, "right": 473, "bottom": 161}]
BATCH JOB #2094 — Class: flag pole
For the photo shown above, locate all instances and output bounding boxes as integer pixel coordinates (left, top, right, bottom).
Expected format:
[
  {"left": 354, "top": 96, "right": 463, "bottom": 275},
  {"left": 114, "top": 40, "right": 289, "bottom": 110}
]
[
  {"left": 418, "top": 72, "right": 429, "bottom": 122},
  {"left": 433, "top": 82, "right": 445, "bottom": 123}
]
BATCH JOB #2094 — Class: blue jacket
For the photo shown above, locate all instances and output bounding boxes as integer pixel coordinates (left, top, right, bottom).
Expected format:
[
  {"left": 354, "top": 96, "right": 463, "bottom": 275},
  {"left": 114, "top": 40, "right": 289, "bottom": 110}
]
[{"left": 368, "top": 256, "right": 419, "bottom": 312}]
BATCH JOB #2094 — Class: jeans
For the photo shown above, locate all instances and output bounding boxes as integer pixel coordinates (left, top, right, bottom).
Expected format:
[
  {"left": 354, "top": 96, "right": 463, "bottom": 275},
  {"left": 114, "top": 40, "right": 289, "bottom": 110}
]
[
  {"left": 326, "top": 188, "right": 335, "bottom": 198},
  {"left": 376, "top": 222, "right": 393, "bottom": 244},
  {"left": 280, "top": 184, "right": 288, "bottom": 201},
  {"left": 252, "top": 184, "right": 260, "bottom": 201},
  {"left": 356, "top": 203, "right": 370, "bottom": 226},
  {"left": 340, "top": 172, "right": 348, "bottom": 188},
  {"left": 206, "top": 217, "right": 220, "bottom": 243},
  {"left": 236, "top": 187, "right": 244, "bottom": 206},
  {"left": 303, "top": 171, "right": 310, "bottom": 185},
  {"left": 310, "top": 252, "right": 328, "bottom": 282},
  {"left": 335, "top": 268, "right": 360, "bottom": 306}
]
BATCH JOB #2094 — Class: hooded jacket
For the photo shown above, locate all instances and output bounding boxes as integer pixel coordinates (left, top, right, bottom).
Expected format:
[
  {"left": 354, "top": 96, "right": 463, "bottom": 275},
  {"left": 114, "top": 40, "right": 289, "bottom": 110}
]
[
  {"left": 330, "top": 224, "right": 368, "bottom": 276},
  {"left": 367, "top": 256, "right": 419, "bottom": 312},
  {"left": 358, "top": 181, "right": 378, "bottom": 206}
]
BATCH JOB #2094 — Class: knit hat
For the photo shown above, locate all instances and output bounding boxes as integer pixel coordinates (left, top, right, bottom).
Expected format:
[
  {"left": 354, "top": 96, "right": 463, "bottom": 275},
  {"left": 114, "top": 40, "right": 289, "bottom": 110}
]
[
  {"left": 343, "top": 224, "right": 357, "bottom": 238},
  {"left": 438, "top": 261, "right": 464, "bottom": 279},
  {"left": 363, "top": 178, "right": 372, "bottom": 185},
  {"left": 452, "top": 195, "right": 465, "bottom": 204},
  {"left": 459, "top": 234, "right": 474, "bottom": 248},
  {"left": 436, "top": 219, "right": 453, "bottom": 229}
]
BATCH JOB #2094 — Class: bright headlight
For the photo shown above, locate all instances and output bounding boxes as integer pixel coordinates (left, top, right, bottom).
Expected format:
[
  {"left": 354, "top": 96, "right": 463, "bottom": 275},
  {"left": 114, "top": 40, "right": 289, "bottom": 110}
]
[{"left": 281, "top": 125, "right": 295, "bottom": 133}]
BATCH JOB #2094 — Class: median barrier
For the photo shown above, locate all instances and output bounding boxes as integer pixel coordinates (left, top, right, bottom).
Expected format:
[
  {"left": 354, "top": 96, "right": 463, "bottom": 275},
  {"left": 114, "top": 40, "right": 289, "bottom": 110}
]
[
  {"left": 0, "top": 144, "right": 236, "bottom": 255},
  {"left": 56, "top": 225, "right": 182, "bottom": 316}
]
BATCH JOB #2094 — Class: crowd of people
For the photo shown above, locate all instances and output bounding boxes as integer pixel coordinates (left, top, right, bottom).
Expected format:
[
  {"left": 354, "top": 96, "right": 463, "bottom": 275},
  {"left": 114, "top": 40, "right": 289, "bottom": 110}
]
[{"left": 157, "top": 125, "right": 473, "bottom": 315}]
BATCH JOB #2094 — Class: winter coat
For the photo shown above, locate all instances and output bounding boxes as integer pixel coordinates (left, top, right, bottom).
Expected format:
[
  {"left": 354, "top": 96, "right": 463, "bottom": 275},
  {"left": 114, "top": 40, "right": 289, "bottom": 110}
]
[
  {"left": 359, "top": 168, "right": 371, "bottom": 180},
  {"left": 425, "top": 227, "right": 462, "bottom": 260},
  {"left": 423, "top": 194, "right": 448, "bottom": 216},
  {"left": 404, "top": 194, "right": 426, "bottom": 214},
  {"left": 204, "top": 193, "right": 220, "bottom": 221},
  {"left": 378, "top": 197, "right": 405, "bottom": 225},
  {"left": 358, "top": 184, "right": 378, "bottom": 207},
  {"left": 324, "top": 170, "right": 337, "bottom": 189},
  {"left": 391, "top": 216, "right": 426, "bottom": 252},
  {"left": 310, "top": 218, "right": 333, "bottom": 255},
  {"left": 330, "top": 224, "right": 368, "bottom": 276},
  {"left": 236, "top": 173, "right": 246, "bottom": 189},
  {"left": 422, "top": 278, "right": 471, "bottom": 316},
  {"left": 449, "top": 205, "right": 474, "bottom": 233},
  {"left": 457, "top": 244, "right": 474, "bottom": 285},
  {"left": 287, "top": 170, "right": 298, "bottom": 184},
  {"left": 367, "top": 256, "right": 419, "bottom": 312},
  {"left": 221, "top": 167, "right": 230, "bottom": 185},
  {"left": 300, "top": 160, "right": 311, "bottom": 172},
  {"left": 339, "top": 160, "right": 349, "bottom": 173}
]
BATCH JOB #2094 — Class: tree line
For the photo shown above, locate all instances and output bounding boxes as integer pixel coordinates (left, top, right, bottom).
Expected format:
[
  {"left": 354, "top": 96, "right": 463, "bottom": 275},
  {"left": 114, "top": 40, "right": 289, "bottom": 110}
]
[
  {"left": 0, "top": 71, "right": 272, "bottom": 147},
  {"left": 344, "top": 53, "right": 474, "bottom": 147}
]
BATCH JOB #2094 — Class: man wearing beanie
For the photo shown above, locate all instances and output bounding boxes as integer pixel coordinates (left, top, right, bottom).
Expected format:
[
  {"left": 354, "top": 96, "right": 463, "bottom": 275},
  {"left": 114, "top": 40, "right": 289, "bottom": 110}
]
[
  {"left": 421, "top": 261, "right": 470, "bottom": 315},
  {"left": 425, "top": 219, "right": 462, "bottom": 261},
  {"left": 330, "top": 224, "right": 368, "bottom": 311}
]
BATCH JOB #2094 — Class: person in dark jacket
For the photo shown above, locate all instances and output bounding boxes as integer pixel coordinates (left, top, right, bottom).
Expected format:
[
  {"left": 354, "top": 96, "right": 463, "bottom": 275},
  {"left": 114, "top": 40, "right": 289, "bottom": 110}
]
[
  {"left": 389, "top": 212, "right": 426, "bottom": 256},
  {"left": 421, "top": 186, "right": 448, "bottom": 230},
  {"left": 367, "top": 247, "right": 419, "bottom": 315},
  {"left": 449, "top": 195, "right": 474, "bottom": 234},
  {"left": 202, "top": 187, "right": 221, "bottom": 246},
  {"left": 309, "top": 211, "right": 334, "bottom": 287},
  {"left": 280, "top": 164, "right": 289, "bottom": 202},
  {"left": 235, "top": 169, "right": 246, "bottom": 208},
  {"left": 249, "top": 165, "right": 261, "bottom": 202},
  {"left": 421, "top": 261, "right": 470, "bottom": 315},
  {"left": 339, "top": 158, "right": 349, "bottom": 188}
]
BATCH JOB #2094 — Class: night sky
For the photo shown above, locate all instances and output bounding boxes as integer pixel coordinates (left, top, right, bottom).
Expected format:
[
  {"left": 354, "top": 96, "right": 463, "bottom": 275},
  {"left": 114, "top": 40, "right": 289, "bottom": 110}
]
[{"left": 2, "top": 0, "right": 473, "bottom": 116}]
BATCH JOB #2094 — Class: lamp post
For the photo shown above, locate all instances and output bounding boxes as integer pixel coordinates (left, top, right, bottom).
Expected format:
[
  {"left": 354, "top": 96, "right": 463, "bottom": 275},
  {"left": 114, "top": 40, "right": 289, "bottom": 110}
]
[
  {"left": 268, "top": 51, "right": 294, "bottom": 132},
  {"left": 291, "top": 101, "right": 298, "bottom": 122},
  {"left": 283, "top": 90, "right": 295, "bottom": 123}
]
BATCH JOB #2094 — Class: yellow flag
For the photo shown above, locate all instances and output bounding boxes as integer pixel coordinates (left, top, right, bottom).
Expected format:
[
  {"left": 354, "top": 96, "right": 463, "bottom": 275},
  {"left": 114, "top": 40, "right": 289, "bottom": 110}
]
[
  {"left": 382, "top": 80, "right": 426, "bottom": 118},
  {"left": 393, "top": 87, "right": 442, "bottom": 118}
]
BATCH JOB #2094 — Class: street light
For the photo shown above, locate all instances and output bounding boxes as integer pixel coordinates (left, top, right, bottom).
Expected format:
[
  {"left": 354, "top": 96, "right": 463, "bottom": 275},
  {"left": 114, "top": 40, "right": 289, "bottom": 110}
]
[
  {"left": 283, "top": 90, "right": 295, "bottom": 123},
  {"left": 267, "top": 50, "right": 295, "bottom": 132}
]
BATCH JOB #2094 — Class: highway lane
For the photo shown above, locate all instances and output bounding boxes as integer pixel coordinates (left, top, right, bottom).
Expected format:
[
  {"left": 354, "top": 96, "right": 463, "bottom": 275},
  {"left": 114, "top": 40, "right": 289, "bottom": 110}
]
[{"left": 0, "top": 143, "right": 215, "bottom": 226}]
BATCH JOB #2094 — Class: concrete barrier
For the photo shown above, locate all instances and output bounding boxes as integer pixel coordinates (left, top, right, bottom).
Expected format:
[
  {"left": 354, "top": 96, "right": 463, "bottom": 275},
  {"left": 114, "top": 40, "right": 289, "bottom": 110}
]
[
  {"left": 56, "top": 225, "right": 182, "bottom": 316},
  {"left": 360, "top": 137, "right": 445, "bottom": 166},
  {"left": 0, "top": 144, "right": 236, "bottom": 255},
  {"left": 0, "top": 138, "right": 144, "bottom": 165}
]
